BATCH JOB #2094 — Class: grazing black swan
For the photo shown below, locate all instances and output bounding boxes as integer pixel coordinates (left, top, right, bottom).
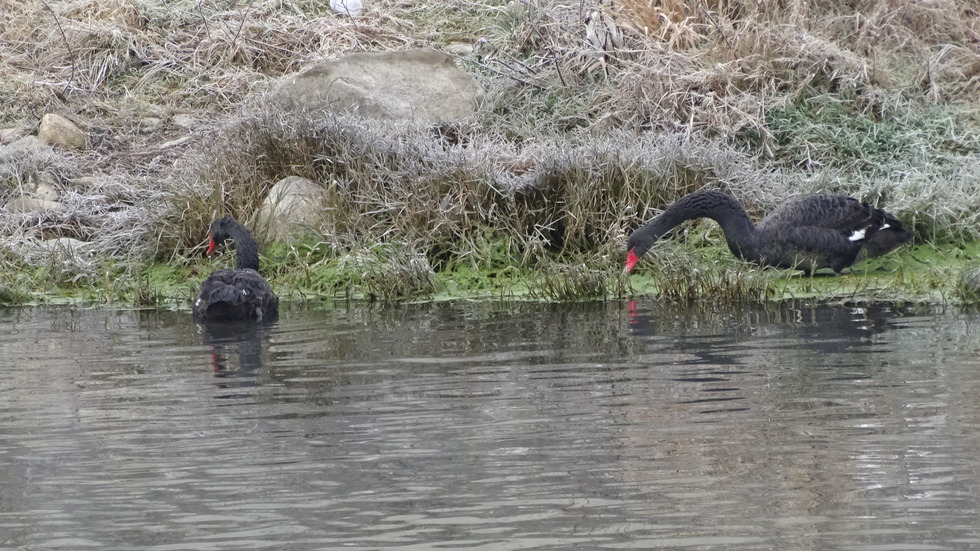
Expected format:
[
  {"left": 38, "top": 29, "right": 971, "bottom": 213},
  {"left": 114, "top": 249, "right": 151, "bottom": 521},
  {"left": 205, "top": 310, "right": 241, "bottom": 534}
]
[
  {"left": 193, "top": 217, "right": 279, "bottom": 322},
  {"left": 625, "top": 190, "right": 913, "bottom": 275}
]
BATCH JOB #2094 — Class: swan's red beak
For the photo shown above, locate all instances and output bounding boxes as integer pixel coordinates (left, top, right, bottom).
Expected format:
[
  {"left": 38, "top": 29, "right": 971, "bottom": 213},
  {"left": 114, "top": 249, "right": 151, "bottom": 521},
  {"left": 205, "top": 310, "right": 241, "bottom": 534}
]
[
  {"left": 205, "top": 234, "right": 217, "bottom": 256},
  {"left": 625, "top": 248, "right": 640, "bottom": 274}
]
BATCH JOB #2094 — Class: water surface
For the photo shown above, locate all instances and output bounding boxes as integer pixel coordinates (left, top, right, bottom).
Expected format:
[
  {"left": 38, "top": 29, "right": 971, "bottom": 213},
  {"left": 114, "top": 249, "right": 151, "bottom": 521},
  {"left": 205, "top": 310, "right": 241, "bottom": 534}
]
[{"left": 1, "top": 301, "right": 979, "bottom": 550}]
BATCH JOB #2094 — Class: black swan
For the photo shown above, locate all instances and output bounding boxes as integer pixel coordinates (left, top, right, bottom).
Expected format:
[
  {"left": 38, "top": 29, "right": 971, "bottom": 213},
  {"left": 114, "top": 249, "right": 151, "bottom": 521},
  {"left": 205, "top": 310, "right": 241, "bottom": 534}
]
[
  {"left": 625, "top": 190, "right": 913, "bottom": 275},
  {"left": 193, "top": 217, "right": 279, "bottom": 322}
]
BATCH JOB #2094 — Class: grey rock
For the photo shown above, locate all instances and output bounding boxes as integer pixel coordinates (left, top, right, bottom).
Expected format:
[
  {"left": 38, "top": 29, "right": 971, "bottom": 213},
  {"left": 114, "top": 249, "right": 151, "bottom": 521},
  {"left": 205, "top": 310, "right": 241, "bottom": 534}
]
[
  {"left": 41, "top": 238, "right": 93, "bottom": 254},
  {"left": 273, "top": 48, "right": 483, "bottom": 125},
  {"left": 38, "top": 113, "right": 87, "bottom": 150},
  {"left": 5, "top": 196, "right": 63, "bottom": 213},
  {"left": 35, "top": 182, "right": 59, "bottom": 202},
  {"left": 252, "top": 176, "right": 325, "bottom": 241},
  {"left": 0, "top": 125, "right": 29, "bottom": 145},
  {"left": 172, "top": 114, "right": 196, "bottom": 129},
  {"left": 140, "top": 117, "right": 163, "bottom": 133}
]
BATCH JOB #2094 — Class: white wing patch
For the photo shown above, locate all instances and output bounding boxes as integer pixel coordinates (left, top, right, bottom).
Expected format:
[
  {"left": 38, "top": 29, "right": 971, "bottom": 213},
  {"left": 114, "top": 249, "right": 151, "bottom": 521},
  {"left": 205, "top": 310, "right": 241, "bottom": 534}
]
[{"left": 848, "top": 228, "right": 866, "bottom": 242}]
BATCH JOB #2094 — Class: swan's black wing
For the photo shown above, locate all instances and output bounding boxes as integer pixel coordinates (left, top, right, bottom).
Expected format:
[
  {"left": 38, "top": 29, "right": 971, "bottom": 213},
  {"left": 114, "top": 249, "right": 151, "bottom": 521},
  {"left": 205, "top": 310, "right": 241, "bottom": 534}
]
[
  {"left": 758, "top": 195, "right": 913, "bottom": 273},
  {"left": 761, "top": 195, "right": 868, "bottom": 236},
  {"left": 760, "top": 226, "right": 863, "bottom": 274},
  {"left": 193, "top": 269, "right": 279, "bottom": 322}
]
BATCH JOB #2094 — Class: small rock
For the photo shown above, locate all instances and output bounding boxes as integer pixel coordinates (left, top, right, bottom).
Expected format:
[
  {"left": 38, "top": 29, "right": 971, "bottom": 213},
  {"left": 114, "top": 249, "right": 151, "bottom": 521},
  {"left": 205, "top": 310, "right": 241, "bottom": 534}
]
[
  {"left": 5, "top": 196, "right": 63, "bottom": 213},
  {"left": 36, "top": 182, "right": 59, "bottom": 202},
  {"left": 0, "top": 125, "right": 28, "bottom": 145},
  {"left": 42, "top": 238, "right": 93, "bottom": 253},
  {"left": 38, "top": 114, "right": 87, "bottom": 150},
  {"left": 443, "top": 41, "right": 475, "bottom": 57},
  {"left": 1, "top": 135, "right": 46, "bottom": 160},
  {"left": 330, "top": 0, "right": 362, "bottom": 16},
  {"left": 172, "top": 114, "right": 195, "bottom": 129},
  {"left": 252, "top": 176, "right": 325, "bottom": 241},
  {"left": 139, "top": 117, "right": 163, "bottom": 134}
]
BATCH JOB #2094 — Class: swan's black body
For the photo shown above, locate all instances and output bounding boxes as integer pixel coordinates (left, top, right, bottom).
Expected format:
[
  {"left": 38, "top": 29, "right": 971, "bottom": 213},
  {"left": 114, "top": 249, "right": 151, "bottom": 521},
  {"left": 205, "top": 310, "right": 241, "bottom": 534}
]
[
  {"left": 193, "top": 217, "right": 279, "bottom": 322},
  {"left": 625, "top": 190, "right": 913, "bottom": 275}
]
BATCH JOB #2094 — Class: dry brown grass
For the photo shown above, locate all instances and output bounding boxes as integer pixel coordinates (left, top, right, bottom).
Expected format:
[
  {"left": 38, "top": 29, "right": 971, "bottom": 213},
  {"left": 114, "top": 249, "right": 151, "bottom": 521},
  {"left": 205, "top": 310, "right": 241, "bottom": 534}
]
[
  {"left": 0, "top": 0, "right": 415, "bottom": 125},
  {"left": 476, "top": 0, "right": 980, "bottom": 138}
]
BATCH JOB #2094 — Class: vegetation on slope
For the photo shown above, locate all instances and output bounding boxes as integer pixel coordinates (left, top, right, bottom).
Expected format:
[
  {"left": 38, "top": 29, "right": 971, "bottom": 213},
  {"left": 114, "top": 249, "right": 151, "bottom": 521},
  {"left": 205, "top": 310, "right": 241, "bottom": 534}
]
[{"left": 1, "top": 0, "right": 979, "bottom": 305}]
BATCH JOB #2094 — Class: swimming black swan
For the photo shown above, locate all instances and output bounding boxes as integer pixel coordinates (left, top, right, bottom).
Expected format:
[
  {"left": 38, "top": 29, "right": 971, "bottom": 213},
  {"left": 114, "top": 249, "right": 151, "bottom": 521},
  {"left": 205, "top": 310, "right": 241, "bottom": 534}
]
[
  {"left": 193, "top": 217, "right": 279, "bottom": 322},
  {"left": 625, "top": 190, "right": 913, "bottom": 275}
]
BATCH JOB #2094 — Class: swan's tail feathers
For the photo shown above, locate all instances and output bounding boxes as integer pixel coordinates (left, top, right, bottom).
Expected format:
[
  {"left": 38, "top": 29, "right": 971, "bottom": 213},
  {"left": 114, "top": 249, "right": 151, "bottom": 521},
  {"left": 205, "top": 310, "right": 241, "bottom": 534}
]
[{"left": 863, "top": 211, "right": 914, "bottom": 257}]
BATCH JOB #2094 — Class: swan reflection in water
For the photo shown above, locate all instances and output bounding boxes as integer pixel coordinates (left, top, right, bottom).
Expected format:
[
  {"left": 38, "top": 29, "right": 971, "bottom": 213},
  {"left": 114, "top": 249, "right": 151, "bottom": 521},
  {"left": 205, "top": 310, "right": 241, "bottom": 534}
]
[
  {"left": 197, "top": 319, "right": 276, "bottom": 383},
  {"left": 625, "top": 300, "right": 916, "bottom": 413},
  {"left": 626, "top": 300, "right": 911, "bottom": 348}
]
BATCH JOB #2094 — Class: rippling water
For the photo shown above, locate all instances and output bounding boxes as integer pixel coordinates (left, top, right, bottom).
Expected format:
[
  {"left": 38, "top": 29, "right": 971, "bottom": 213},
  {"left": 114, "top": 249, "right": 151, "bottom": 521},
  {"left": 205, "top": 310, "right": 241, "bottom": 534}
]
[{"left": 1, "top": 301, "right": 979, "bottom": 550}]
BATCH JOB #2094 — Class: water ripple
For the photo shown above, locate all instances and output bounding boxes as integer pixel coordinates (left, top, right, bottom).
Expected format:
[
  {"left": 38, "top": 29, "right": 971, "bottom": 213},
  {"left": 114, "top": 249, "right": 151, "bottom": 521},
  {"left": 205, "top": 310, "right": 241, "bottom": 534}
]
[{"left": 1, "top": 303, "right": 979, "bottom": 549}]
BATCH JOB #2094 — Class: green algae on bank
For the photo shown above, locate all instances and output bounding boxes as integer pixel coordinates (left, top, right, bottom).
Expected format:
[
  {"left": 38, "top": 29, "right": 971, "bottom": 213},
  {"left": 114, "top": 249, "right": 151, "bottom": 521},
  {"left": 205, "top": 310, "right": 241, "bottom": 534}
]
[
  {"left": 1, "top": 239, "right": 978, "bottom": 308},
  {"left": 625, "top": 241, "right": 980, "bottom": 304}
]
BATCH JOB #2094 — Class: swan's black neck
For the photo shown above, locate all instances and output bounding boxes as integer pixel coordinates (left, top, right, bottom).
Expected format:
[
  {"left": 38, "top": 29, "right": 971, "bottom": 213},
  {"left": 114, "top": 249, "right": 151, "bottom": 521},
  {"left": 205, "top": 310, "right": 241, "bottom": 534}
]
[
  {"left": 628, "top": 190, "right": 760, "bottom": 262},
  {"left": 211, "top": 217, "right": 261, "bottom": 271}
]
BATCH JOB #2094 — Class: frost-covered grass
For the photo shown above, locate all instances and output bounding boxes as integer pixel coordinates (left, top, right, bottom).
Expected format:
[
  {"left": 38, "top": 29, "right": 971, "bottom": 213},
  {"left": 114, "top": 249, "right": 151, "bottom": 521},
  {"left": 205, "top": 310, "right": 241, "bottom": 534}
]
[{"left": 1, "top": 0, "right": 979, "bottom": 304}]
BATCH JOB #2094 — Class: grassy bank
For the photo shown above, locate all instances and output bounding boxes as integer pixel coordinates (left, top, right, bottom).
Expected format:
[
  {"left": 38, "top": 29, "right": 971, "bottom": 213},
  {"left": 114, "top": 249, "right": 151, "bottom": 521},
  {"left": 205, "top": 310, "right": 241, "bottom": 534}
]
[
  {"left": 1, "top": 0, "right": 979, "bottom": 307},
  {"left": 5, "top": 238, "right": 975, "bottom": 308}
]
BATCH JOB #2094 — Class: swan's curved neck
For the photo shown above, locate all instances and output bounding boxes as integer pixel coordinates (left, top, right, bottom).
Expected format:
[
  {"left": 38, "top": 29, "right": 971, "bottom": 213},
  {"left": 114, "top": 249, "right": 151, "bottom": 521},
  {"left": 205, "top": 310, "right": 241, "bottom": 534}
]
[
  {"left": 631, "top": 190, "right": 761, "bottom": 261},
  {"left": 226, "top": 224, "right": 260, "bottom": 271}
]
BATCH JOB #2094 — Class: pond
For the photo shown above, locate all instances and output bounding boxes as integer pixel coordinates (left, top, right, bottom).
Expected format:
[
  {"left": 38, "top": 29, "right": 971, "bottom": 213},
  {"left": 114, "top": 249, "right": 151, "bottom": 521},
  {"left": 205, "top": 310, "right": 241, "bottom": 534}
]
[{"left": 1, "top": 301, "right": 979, "bottom": 550}]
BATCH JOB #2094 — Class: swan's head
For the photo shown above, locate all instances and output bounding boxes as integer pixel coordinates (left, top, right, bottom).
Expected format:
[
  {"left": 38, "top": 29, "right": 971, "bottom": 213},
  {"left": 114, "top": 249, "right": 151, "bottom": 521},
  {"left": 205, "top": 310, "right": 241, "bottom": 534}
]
[
  {"left": 625, "top": 247, "right": 641, "bottom": 274},
  {"left": 205, "top": 217, "right": 236, "bottom": 256},
  {"left": 624, "top": 231, "right": 654, "bottom": 274}
]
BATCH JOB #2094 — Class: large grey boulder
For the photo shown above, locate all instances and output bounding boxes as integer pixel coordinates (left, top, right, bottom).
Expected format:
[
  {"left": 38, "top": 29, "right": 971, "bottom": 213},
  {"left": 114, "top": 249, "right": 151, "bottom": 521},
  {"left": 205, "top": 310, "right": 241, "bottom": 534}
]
[
  {"left": 252, "top": 176, "right": 325, "bottom": 241},
  {"left": 273, "top": 48, "right": 483, "bottom": 125}
]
